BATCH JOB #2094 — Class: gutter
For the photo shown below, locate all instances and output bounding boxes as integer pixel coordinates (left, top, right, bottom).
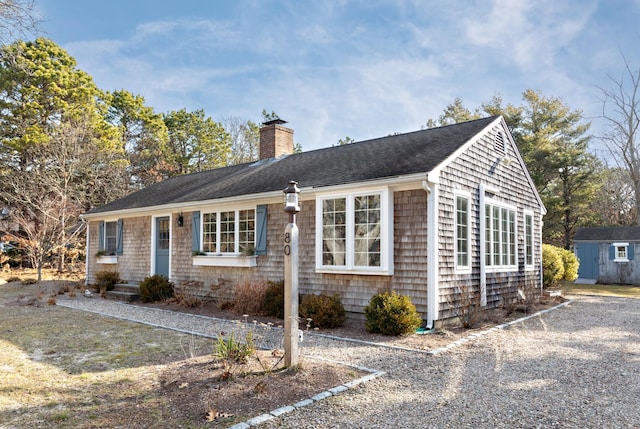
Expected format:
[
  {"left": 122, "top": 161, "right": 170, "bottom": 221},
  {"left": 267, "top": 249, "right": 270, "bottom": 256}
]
[{"left": 422, "top": 177, "right": 439, "bottom": 330}]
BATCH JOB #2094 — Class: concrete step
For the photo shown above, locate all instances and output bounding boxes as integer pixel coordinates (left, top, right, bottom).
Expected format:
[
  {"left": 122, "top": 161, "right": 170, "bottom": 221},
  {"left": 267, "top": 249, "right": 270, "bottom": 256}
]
[{"left": 105, "top": 283, "right": 140, "bottom": 302}]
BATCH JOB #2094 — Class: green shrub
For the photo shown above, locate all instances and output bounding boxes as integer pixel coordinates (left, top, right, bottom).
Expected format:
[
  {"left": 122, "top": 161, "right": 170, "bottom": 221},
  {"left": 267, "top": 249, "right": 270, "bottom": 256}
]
[
  {"left": 299, "top": 294, "right": 347, "bottom": 329},
  {"left": 139, "top": 274, "right": 174, "bottom": 303},
  {"left": 261, "top": 280, "right": 285, "bottom": 318},
  {"left": 364, "top": 291, "right": 422, "bottom": 336},
  {"left": 95, "top": 270, "right": 120, "bottom": 292},
  {"left": 542, "top": 244, "right": 564, "bottom": 288},
  {"left": 560, "top": 248, "right": 579, "bottom": 281}
]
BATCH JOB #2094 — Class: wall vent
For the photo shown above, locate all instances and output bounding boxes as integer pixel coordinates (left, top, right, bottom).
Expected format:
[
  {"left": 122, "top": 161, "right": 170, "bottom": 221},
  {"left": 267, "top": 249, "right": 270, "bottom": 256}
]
[{"left": 494, "top": 131, "right": 505, "bottom": 155}]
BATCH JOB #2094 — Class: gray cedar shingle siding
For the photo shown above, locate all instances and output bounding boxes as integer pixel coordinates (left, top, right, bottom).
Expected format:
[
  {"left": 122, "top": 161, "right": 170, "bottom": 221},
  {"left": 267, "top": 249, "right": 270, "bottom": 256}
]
[{"left": 435, "top": 123, "right": 542, "bottom": 318}]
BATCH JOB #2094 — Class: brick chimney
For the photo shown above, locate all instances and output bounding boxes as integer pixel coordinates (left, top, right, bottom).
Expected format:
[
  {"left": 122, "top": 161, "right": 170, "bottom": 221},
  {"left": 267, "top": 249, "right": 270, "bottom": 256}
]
[{"left": 259, "top": 119, "right": 294, "bottom": 160}]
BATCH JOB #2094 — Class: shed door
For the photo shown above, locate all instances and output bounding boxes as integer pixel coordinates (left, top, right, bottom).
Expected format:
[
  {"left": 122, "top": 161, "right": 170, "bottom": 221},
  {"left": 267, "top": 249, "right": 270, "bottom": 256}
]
[
  {"left": 154, "top": 216, "right": 170, "bottom": 278},
  {"left": 575, "top": 243, "right": 599, "bottom": 280}
]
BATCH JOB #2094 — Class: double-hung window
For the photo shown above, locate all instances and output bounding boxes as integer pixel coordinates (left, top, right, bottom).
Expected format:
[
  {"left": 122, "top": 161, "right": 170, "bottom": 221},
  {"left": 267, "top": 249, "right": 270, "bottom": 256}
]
[
  {"left": 98, "top": 219, "right": 123, "bottom": 256},
  {"left": 200, "top": 208, "right": 255, "bottom": 254},
  {"left": 524, "top": 211, "right": 534, "bottom": 268},
  {"left": 104, "top": 221, "right": 118, "bottom": 255},
  {"left": 455, "top": 193, "right": 471, "bottom": 272},
  {"left": 484, "top": 200, "right": 517, "bottom": 271},
  {"left": 316, "top": 188, "right": 392, "bottom": 275}
]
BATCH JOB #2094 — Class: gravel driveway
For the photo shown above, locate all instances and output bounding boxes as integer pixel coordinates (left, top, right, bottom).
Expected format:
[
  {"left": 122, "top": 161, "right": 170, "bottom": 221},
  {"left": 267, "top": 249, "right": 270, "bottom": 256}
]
[{"left": 60, "top": 295, "right": 640, "bottom": 428}]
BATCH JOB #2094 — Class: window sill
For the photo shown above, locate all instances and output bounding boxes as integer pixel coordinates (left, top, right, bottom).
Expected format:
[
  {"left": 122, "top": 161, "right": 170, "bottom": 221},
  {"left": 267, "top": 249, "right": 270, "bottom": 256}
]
[
  {"left": 316, "top": 267, "right": 393, "bottom": 276},
  {"left": 485, "top": 266, "right": 518, "bottom": 273},
  {"left": 193, "top": 255, "right": 257, "bottom": 267},
  {"left": 614, "top": 258, "right": 629, "bottom": 263},
  {"left": 97, "top": 255, "right": 118, "bottom": 264},
  {"left": 455, "top": 266, "right": 472, "bottom": 274}
]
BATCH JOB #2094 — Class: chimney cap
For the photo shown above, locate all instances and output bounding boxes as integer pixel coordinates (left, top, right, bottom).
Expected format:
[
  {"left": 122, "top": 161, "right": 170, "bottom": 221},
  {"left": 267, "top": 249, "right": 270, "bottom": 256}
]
[{"left": 262, "top": 118, "right": 288, "bottom": 126}]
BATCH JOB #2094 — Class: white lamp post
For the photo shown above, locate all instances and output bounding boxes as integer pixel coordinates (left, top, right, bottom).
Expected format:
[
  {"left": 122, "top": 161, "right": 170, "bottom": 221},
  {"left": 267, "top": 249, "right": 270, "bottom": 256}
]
[{"left": 283, "top": 180, "right": 300, "bottom": 366}]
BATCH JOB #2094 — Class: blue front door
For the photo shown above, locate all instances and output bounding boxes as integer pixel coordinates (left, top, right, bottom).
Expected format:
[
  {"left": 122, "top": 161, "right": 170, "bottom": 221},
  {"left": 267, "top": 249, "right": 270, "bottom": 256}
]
[
  {"left": 575, "top": 243, "right": 599, "bottom": 280},
  {"left": 155, "top": 216, "right": 170, "bottom": 278}
]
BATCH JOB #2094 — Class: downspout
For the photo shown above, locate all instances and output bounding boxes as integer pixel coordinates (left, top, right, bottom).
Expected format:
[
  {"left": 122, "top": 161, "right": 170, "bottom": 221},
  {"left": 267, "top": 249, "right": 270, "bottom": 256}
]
[
  {"left": 422, "top": 179, "right": 439, "bottom": 329},
  {"left": 479, "top": 184, "right": 487, "bottom": 306},
  {"left": 539, "top": 213, "right": 544, "bottom": 292}
]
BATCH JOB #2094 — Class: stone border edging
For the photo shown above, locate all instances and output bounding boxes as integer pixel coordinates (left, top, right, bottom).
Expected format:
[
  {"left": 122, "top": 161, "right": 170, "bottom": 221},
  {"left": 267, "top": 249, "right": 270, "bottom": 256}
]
[{"left": 228, "top": 358, "right": 386, "bottom": 429}]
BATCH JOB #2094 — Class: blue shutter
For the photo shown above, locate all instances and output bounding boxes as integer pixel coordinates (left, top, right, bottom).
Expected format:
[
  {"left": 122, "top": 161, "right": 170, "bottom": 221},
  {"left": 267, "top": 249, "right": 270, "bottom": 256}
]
[
  {"left": 116, "top": 219, "right": 124, "bottom": 255},
  {"left": 98, "top": 221, "right": 105, "bottom": 251},
  {"left": 629, "top": 245, "right": 635, "bottom": 260},
  {"left": 255, "top": 204, "right": 268, "bottom": 255},
  {"left": 192, "top": 211, "right": 201, "bottom": 252},
  {"left": 609, "top": 245, "right": 615, "bottom": 260}
]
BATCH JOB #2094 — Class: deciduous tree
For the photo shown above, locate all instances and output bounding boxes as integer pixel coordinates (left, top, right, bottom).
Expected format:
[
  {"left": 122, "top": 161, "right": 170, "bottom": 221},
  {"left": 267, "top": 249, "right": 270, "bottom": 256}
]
[
  {"left": 221, "top": 116, "right": 259, "bottom": 165},
  {"left": 600, "top": 56, "right": 640, "bottom": 225},
  {"left": 0, "top": 0, "right": 40, "bottom": 45}
]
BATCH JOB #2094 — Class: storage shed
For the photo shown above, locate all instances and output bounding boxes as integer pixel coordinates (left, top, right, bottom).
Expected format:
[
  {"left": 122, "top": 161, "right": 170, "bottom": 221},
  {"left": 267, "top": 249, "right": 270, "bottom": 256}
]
[{"left": 574, "top": 226, "right": 640, "bottom": 284}]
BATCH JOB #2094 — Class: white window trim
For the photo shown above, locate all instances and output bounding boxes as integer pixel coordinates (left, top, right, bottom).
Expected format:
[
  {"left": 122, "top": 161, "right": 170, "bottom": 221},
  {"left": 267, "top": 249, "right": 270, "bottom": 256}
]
[
  {"left": 315, "top": 186, "right": 393, "bottom": 276},
  {"left": 454, "top": 191, "right": 472, "bottom": 274},
  {"left": 198, "top": 205, "right": 256, "bottom": 256},
  {"left": 484, "top": 198, "right": 518, "bottom": 273},
  {"left": 523, "top": 210, "right": 535, "bottom": 271},
  {"left": 613, "top": 242, "right": 629, "bottom": 262}
]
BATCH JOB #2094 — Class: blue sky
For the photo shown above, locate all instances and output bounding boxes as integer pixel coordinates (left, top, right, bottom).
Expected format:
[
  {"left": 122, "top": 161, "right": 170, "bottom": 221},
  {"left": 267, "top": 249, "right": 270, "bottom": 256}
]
[{"left": 35, "top": 0, "right": 640, "bottom": 153}]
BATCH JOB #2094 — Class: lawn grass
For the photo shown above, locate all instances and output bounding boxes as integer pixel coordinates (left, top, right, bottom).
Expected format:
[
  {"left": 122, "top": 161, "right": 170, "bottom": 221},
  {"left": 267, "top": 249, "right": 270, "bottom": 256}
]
[
  {"left": 555, "top": 281, "right": 640, "bottom": 299},
  {"left": 0, "top": 304, "right": 214, "bottom": 428}
]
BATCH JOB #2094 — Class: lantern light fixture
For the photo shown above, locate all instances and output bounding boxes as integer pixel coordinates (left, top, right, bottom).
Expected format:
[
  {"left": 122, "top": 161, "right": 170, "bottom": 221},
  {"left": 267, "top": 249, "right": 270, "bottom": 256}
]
[{"left": 283, "top": 181, "right": 300, "bottom": 214}]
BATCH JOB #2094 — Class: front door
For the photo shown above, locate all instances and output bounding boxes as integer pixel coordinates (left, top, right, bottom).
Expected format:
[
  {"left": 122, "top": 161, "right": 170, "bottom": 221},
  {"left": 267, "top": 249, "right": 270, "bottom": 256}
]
[{"left": 155, "top": 216, "right": 170, "bottom": 278}]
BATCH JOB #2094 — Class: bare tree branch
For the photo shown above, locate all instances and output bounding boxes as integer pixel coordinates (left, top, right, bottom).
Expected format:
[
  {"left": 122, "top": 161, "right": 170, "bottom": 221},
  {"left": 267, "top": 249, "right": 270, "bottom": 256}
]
[
  {"left": 599, "top": 54, "right": 640, "bottom": 225},
  {"left": 0, "top": 0, "right": 41, "bottom": 44}
]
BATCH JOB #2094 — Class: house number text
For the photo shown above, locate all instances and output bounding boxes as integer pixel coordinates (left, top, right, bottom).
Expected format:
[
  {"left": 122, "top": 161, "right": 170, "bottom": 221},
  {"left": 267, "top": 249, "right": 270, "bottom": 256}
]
[{"left": 284, "top": 232, "right": 291, "bottom": 255}]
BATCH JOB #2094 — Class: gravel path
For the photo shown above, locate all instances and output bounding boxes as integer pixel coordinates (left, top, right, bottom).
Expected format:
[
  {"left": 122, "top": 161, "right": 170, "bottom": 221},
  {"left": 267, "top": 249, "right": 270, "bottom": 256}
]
[{"left": 58, "top": 295, "right": 640, "bottom": 428}]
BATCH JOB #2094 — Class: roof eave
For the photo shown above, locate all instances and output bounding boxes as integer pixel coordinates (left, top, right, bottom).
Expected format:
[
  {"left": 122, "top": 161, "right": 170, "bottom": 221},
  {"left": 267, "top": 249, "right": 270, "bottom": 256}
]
[{"left": 81, "top": 172, "right": 431, "bottom": 220}]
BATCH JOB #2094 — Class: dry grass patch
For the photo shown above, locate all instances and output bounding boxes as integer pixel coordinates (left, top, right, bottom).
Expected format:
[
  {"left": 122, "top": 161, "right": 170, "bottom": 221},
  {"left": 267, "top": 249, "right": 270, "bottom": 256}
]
[{"left": 0, "top": 280, "right": 365, "bottom": 428}]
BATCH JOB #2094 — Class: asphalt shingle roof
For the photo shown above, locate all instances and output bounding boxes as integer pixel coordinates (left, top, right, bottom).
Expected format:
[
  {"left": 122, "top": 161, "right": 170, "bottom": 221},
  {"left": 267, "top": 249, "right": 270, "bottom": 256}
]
[
  {"left": 87, "top": 116, "right": 498, "bottom": 215},
  {"left": 574, "top": 226, "right": 640, "bottom": 242}
]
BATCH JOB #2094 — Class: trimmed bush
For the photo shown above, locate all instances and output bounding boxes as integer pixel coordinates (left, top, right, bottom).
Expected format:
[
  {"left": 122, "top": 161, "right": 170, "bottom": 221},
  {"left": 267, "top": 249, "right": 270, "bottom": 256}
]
[
  {"left": 299, "top": 294, "right": 347, "bottom": 329},
  {"left": 560, "top": 248, "right": 579, "bottom": 281},
  {"left": 364, "top": 291, "right": 422, "bottom": 336},
  {"left": 261, "top": 280, "right": 285, "bottom": 318},
  {"left": 542, "top": 244, "right": 564, "bottom": 288},
  {"left": 139, "top": 275, "right": 174, "bottom": 303},
  {"left": 95, "top": 270, "right": 119, "bottom": 292}
]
